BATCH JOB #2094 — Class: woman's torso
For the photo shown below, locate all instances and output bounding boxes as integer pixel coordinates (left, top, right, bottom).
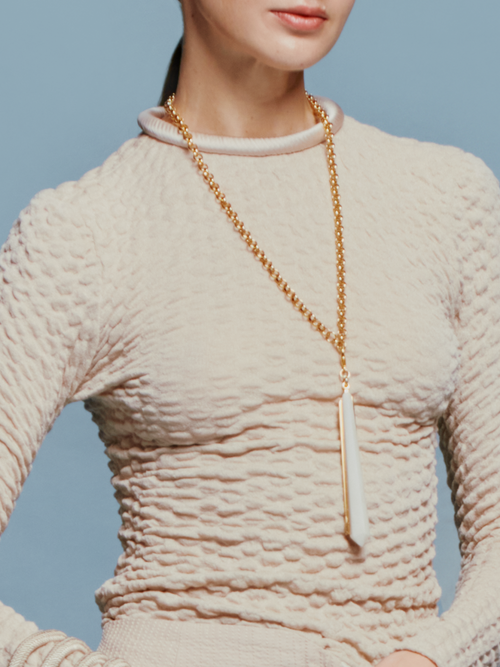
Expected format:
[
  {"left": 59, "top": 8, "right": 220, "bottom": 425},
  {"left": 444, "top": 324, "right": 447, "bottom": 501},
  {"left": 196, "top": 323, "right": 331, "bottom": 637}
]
[{"left": 65, "top": 110, "right": 466, "bottom": 665}]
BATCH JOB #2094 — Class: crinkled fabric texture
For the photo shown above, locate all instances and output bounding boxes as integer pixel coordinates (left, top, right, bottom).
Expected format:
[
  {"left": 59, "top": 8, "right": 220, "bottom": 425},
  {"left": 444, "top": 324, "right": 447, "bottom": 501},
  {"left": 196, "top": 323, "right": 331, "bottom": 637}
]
[{"left": 0, "top": 111, "right": 500, "bottom": 667}]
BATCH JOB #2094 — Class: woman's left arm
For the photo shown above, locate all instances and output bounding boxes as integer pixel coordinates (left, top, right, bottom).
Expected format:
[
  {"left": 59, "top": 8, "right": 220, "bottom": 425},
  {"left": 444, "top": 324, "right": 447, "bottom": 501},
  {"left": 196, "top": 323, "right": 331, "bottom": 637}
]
[{"left": 381, "top": 153, "right": 500, "bottom": 667}]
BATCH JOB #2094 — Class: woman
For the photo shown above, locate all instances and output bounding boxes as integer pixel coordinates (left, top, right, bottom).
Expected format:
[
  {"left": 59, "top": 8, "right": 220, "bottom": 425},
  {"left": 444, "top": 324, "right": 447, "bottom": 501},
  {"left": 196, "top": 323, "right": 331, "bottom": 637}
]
[{"left": 1, "top": 1, "right": 499, "bottom": 666}]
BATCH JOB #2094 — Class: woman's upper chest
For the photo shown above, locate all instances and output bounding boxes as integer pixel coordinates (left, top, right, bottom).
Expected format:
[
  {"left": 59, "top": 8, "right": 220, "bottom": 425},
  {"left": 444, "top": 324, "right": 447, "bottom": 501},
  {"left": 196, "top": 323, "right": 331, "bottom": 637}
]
[{"left": 91, "top": 138, "right": 460, "bottom": 442}]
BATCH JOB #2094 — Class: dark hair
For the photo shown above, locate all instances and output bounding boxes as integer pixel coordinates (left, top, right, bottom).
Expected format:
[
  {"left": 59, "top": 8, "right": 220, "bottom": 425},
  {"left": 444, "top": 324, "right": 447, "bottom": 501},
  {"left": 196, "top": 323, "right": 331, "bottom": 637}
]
[{"left": 159, "top": 38, "right": 183, "bottom": 106}]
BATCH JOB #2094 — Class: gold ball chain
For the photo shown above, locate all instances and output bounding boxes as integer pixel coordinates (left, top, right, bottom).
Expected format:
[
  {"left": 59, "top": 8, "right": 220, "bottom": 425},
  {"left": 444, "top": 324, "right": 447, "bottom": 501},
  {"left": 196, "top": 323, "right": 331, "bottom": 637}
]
[{"left": 165, "top": 93, "right": 350, "bottom": 388}]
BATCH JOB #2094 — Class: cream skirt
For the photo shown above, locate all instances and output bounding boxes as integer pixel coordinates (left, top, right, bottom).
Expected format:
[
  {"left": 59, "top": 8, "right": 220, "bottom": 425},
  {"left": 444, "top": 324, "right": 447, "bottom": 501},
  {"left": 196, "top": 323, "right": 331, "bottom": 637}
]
[{"left": 98, "top": 617, "right": 351, "bottom": 667}]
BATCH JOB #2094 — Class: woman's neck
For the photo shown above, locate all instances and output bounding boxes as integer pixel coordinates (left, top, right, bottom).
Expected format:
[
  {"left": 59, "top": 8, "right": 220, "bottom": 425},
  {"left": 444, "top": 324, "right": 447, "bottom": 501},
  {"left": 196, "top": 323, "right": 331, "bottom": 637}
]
[{"left": 173, "top": 36, "right": 316, "bottom": 138}]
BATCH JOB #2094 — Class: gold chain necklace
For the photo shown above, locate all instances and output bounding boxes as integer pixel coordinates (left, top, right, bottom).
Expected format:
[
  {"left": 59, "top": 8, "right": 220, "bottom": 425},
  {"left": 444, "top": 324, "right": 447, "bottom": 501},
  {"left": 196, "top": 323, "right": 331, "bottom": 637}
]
[{"left": 164, "top": 93, "right": 369, "bottom": 547}]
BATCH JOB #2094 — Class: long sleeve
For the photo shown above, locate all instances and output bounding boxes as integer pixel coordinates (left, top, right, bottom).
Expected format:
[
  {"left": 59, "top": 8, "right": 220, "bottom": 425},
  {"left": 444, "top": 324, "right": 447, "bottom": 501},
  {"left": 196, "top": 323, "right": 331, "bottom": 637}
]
[
  {"left": 0, "top": 184, "right": 102, "bottom": 667},
  {"left": 400, "top": 155, "right": 500, "bottom": 666}
]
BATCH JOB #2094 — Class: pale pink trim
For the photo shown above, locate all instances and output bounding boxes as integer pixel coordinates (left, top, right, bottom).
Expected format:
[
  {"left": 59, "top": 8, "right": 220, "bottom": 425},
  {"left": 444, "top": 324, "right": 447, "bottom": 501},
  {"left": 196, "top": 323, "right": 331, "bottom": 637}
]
[{"left": 137, "top": 97, "right": 344, "bottom": 156}]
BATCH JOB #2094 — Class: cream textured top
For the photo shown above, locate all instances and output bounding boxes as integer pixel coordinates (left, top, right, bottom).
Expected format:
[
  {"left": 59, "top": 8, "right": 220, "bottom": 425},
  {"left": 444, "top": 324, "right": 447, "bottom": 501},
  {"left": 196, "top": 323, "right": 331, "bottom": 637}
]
[{"left": 0, "top": 98, "right": 500, "bottom": 667}]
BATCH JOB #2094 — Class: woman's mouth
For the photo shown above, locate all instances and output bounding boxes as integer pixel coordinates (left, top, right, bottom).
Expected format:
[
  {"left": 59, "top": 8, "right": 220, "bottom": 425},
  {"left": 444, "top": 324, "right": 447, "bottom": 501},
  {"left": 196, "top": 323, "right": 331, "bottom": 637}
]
[{"left": 271, "top": 5, "right": 327, "bottom": 32}]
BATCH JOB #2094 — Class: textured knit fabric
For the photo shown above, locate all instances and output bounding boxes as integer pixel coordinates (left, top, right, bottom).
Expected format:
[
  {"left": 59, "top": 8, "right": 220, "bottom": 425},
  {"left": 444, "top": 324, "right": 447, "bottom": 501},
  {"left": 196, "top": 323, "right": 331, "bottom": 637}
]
[{"left": 0, "top": 98, "right": 500, "bottom": 667}]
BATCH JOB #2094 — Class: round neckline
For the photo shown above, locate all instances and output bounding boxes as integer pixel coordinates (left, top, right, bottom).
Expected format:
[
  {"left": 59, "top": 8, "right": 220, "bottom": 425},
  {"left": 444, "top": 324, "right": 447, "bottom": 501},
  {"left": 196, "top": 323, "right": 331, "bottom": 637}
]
[{"left": 137, "top": 97, "right": 343, "bottom": 157}]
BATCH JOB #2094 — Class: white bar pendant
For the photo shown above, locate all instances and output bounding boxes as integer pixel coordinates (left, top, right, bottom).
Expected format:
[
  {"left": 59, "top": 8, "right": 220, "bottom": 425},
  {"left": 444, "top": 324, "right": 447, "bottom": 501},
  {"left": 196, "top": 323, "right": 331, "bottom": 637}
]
[{"left": 339, "top": 389, "right": 370, "bottom": 547}]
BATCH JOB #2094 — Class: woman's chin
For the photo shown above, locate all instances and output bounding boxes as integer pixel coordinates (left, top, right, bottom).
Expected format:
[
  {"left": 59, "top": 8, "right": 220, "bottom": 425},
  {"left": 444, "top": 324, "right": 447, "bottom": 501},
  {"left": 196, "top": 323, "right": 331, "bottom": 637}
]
[{"left": 255, "top": 41, "right": 335, "bottom": 72}]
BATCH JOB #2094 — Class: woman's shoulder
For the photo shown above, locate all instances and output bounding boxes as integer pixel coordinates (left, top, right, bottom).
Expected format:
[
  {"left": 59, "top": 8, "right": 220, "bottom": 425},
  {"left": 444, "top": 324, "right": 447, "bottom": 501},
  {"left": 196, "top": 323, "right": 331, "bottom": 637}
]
[
  {"left": 338, "top": 113, "right": 499, "bottom": 234},
  {"left": 16, "top": 133, "right": 178, "bottom": 243},
  {"left": 339, "top": 113, "right": 498, "bottom": 193},
  {"left": 32, "top": 134, "right": 171, "bottom": 207}
]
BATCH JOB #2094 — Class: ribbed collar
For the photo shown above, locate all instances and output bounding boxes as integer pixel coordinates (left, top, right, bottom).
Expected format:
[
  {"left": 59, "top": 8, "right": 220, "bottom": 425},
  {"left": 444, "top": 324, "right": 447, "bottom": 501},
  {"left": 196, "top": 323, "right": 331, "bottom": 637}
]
[{"left": 137, "top": 97, "right": 343, "bottom": 157}]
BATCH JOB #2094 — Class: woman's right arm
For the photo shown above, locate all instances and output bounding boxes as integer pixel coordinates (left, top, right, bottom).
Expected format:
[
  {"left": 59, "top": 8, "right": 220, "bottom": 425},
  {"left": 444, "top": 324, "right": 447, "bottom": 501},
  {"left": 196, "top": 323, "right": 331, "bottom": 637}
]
[{"left": 0, "top": 184, "right": 110, "bottom": 667}]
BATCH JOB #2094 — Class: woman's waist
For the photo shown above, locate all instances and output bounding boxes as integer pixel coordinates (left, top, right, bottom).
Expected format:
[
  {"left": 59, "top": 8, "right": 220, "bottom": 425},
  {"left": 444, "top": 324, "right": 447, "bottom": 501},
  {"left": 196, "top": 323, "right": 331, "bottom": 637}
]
[
  {"left": 96, "top": 572, "right": 440, "bottom": 616},
  {"left": 98, "top": 615, "right": 351, "bottom": 667},
  {"left": 97, "top": 610, "right": 438, "bottom": 667},
  {"left": 100, "top": 461, "right": 439, "bottom": 612},
  {"left": 95, "top": 578, "right": 440, "bottom": 667}
]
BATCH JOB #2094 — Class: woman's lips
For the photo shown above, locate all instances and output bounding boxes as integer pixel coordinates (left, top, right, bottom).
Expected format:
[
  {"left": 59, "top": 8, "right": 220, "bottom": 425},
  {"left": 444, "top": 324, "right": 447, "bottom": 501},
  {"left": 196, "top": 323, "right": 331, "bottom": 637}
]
[{"left": 271, "top": 6, "right": 327, "bottom": 32}]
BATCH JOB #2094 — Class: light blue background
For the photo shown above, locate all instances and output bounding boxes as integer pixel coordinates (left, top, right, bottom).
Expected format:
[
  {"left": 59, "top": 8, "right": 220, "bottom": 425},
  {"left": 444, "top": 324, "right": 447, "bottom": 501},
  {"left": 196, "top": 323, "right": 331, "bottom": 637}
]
[{"left": 0, "top": 0, "right": 499, "bottom": 651}]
